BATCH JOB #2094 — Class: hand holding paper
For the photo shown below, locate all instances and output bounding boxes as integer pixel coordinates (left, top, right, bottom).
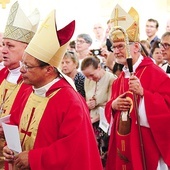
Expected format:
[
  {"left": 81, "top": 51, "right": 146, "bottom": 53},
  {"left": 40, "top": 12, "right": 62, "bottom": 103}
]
[{"left": 2, "top": 123, "right": 22, "bottom": 154}]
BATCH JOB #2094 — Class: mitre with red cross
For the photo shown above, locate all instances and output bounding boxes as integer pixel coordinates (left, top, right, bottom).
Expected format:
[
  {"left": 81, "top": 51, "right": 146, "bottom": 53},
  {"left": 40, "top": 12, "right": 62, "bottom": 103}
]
[{"left": 109, "top": 4, "right": 140, "bottom": 42}]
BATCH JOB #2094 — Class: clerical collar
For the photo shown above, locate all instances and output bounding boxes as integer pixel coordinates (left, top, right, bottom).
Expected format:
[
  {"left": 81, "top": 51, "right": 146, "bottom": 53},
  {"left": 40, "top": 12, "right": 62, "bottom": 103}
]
[
  {"left": 6, "top": 66, "right": 22, "bottom": 84},
  {"left": 123, "top": 55, "right": 144, "bottom": 78},
  {"left": 33, "top": 77, "right": 60, "bottom": 97}
]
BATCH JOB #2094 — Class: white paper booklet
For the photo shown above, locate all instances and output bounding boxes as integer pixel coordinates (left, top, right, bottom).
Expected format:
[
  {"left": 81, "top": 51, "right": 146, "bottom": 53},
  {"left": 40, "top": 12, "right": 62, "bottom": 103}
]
[{"left": 2, "top": 123, "right": 22, "bottom": 154}]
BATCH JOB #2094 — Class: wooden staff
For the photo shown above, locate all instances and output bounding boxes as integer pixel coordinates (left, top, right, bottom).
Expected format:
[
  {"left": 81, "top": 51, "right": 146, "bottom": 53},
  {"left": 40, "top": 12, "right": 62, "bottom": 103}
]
[
  {"left": 111, "top": 26, "right": 147, "bottom": 170},
  {"left": 127, "top": 57, "right": 147, "bottom": 170}
]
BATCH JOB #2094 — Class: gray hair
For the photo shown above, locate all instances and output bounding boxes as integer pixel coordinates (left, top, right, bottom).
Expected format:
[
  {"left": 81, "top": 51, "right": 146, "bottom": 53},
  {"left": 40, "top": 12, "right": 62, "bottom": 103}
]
[
  {"left": 77, "top": 33, "right": 92, "bottom": 45},
  {"left": 161, "top": 31, "right": 170, "bottom": 39}
]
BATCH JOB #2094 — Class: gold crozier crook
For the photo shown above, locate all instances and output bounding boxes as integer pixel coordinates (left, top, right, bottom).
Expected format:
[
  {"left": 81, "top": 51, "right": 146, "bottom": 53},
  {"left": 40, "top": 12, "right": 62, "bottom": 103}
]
[{"left": 111, "top": 26, "right": 147, "bottom": 170}]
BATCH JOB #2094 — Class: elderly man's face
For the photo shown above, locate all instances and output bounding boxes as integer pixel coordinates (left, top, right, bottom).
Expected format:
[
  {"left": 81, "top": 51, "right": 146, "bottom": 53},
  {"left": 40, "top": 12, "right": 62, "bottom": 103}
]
[
  {"left": 111, "top": 42, "right": 128, "bottom": 65},
  {"left": 111, "top": 41, "right": 139, "bottom": 66},
  {"left": 2, "top": 39, "right": 27, "bottom": 69}
]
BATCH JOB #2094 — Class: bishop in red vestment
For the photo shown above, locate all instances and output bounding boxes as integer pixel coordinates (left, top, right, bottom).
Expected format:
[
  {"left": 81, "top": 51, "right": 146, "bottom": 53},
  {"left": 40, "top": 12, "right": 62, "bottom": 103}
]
[
  {"left": 2, "top": 9, "right": 103, "bottom": 170},
  {"left": 0, "top": 2, "right": 40, "bottom": 169},
  {"left": 9, "top": 78, "right": 103, "bottom": 170},
  {"left": 105, "top": 4, "right": 170, "bottom": 170},
  {"left": 0, "top": 67, "right": 30, "bottom": 117}
]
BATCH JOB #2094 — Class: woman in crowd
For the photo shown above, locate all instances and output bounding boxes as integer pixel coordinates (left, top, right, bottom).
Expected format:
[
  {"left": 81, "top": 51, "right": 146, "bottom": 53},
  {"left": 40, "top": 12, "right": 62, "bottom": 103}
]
[
  {"left": 81, "top": 56, "right": 116, "bottom": 167},
  {"left": 151, "top": 40, "right": 166, "bottom": 67},
  {"left": 61, "top": 51, "right": 85, "bottom": 98}
]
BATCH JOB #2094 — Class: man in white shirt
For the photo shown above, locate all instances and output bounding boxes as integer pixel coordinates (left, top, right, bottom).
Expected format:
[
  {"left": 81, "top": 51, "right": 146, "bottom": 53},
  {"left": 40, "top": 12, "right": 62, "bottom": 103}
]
[{"left": 105, "top": 4, "right": 170, "bottom": 170}]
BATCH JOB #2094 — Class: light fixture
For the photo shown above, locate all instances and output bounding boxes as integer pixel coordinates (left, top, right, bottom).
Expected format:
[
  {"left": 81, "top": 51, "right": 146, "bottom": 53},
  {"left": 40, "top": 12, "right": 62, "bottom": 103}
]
[{"left": 0, "top": 0, "right": 10, "bottom": 9}]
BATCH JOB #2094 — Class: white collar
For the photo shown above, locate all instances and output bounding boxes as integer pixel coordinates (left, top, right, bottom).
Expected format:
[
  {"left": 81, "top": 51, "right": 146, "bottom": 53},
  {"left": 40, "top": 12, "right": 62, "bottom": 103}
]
[
  {"left": 6, "top": 66, "right": 22, "bottom": 84},
  {"left": 33, "top": 77, "right": 60, "bottom": 97}
]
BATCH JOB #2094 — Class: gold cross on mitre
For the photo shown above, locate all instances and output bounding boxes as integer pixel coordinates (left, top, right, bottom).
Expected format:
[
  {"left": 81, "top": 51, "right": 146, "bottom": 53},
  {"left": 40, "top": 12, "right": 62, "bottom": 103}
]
[
  {"left": 110, "top": 6, "right": 126, "bottom": 26},
  {"left": 38, "top": 17, "right": 50, "bottom": 33},
  {"left": 0, "top": 0, "right": 10, "bottom": 9},
  {"left": 110, "top": 5, "right": 126, "bottom": 26}
]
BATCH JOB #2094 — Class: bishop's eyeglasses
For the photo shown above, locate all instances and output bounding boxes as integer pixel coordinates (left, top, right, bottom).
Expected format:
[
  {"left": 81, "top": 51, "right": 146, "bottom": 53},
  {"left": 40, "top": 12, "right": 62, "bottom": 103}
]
[
  {"left": 111, "top": 42, "right": 134, "bottom": 51},
  {"left": 21, "top": 63, "right": 43, "bottom": 71}
]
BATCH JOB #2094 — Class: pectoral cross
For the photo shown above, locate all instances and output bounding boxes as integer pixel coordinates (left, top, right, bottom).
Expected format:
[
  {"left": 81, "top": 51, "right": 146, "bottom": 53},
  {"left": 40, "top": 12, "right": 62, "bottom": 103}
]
[
  {"left": 0, "top": 0, "right": 10, "bottom": 9},
  {"left": 21, "top": 107, "right": 35, "bottom": 147},
  {"left": 110, "top": 7, "right": 126, "bottom": 26}
]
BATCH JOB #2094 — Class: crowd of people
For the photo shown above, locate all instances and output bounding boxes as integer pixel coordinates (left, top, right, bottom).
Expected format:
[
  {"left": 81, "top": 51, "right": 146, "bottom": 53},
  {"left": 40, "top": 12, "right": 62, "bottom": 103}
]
[{"left": 0, "top": 1, "right": 170, "bottom": 170}]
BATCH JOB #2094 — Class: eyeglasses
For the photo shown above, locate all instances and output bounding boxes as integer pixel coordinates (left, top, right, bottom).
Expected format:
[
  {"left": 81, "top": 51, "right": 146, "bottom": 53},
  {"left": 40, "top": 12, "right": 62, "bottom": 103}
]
[
  {"left": 75, "top": 40, "right": 87, "bottom": 44},
  {"left": 67, "top": 51, "right": 74, "bottom": 54},
  {"left": 21, "top": 63, "right": 43, "bottom": 71},
  {"left": 159, "top": 42, "right": 170, "bottom": 50},
  {"left": 111, "top": 44, "right": 125, "bottom": 51},
  {"left": 111, "top": 42, "right": 134, "bottom": 52}
]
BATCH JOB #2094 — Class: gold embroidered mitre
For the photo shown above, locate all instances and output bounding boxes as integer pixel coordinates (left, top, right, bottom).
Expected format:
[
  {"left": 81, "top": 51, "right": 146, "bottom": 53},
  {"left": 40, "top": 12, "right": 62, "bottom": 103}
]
[
  {"left": 3, "top": 1, "right": 40, "bottom": 44},
  {"left": 109, "top": 4, "right": 140, "bottom": 42}
]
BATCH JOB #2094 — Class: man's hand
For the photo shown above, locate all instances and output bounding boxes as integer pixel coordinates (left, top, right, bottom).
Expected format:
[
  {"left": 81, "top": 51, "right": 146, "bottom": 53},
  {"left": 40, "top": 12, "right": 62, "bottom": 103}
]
[
  {"left": 3, "top": 146, "right": 14, "bottom": 162},
  {"left": 111, "top": 93, "right": 131, "bottom": 111},
  {"left": 14, "top": 151, "right": 30, "bottom": 170},
  {"left": 100, "top": 47, "right": 110, "bottom": 59},
  {"left": 129, "top": 75, "right": 144, "bottom": 96}
]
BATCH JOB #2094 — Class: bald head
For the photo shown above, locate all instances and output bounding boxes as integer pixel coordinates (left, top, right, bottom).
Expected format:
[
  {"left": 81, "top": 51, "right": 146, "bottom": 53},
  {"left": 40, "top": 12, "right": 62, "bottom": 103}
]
[{"left": 93, "top": 22, "right": 105, "bottom": 40}]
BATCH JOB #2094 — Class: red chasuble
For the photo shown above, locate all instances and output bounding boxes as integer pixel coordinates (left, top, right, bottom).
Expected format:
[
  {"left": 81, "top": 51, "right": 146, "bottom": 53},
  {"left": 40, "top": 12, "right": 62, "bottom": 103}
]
[
  {"left": 0, "top": 67, "right": 31, "bottom": 116},
  {"left": 105, "top": 57, "right": 170, "bottom": 170},
  {"left": 9, "top": 78, "right": 103, "bottom": 170},
  {"left": 0, "top": 67, "right": 31, "bottom": 169}
]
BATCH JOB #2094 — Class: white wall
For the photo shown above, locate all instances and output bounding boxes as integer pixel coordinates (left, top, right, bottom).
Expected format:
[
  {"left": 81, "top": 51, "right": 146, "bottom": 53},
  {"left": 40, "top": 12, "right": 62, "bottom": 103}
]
[{"left": 0, "top": 0, "right": 170, "bottom": 40}]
